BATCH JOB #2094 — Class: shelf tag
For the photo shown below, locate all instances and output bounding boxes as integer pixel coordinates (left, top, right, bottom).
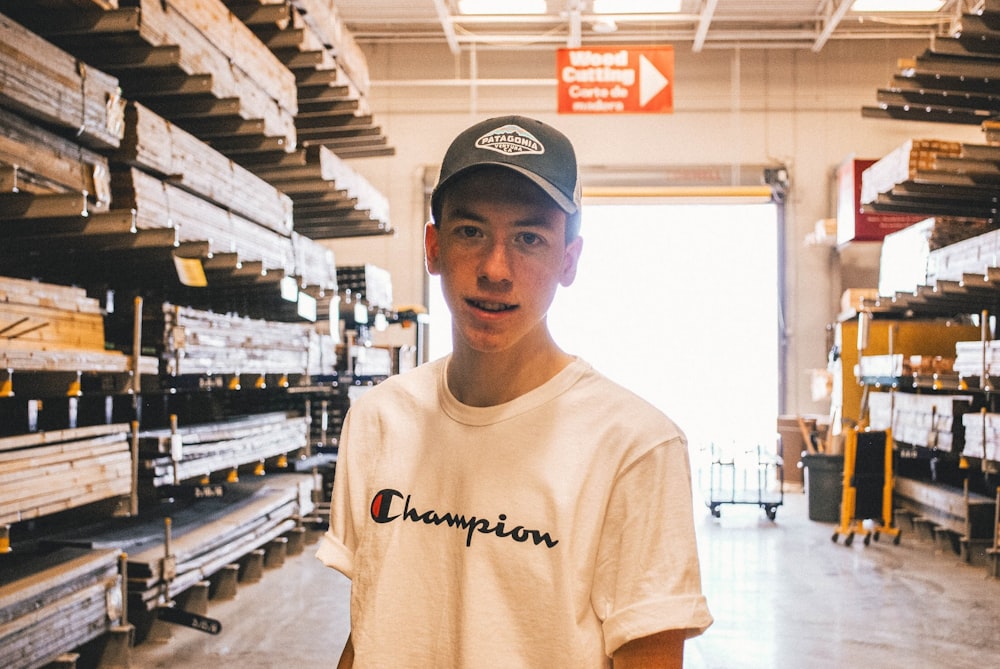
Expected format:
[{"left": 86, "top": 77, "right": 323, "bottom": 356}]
[
  {"left": 158, "top": 606, "right": 222, "bottom": 635},
  {"left": 173, "top": 255, "right": 207, "bottom": 287}
]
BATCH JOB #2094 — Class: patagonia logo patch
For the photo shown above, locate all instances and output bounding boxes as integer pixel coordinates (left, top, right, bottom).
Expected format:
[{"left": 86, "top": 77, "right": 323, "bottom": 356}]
[{"left": 475, "top": 124, "right": 544, "bottom": 156}]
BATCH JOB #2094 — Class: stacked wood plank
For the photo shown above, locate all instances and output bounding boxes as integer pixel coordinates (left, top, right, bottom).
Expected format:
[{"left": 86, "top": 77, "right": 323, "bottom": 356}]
[
  {"left": 0, "top": 547, "right": 121, "bottom": 669},
  {"left": 0, "top": 12, "right": 124, "bottom": 150},
  {"left": 151, "top": 0, "right": 297, "bottom": 113},
  {"left": 859, "top": 142, "right": 1000, "bottom": 222},
  {"left": 137, "top": 412, "right": 308, "bottom": 486},
  {"left": 0, "top": 424, "right": 133, "bottom": 525},
  {"left": 227, "top": 0, "right": 393, "bottom": 160},
  {"left": 874, "top": 392, "right": 973, "bottom": 452},
  {"left": 288, "top": 0, "right": 371, "bottom": 98},
  {"left": 0, "top": 278, "right": 104, "bottom": 349},
  {"left": 0, "top": 51, "right": 336, "bottom": 293},
  {"left": 112, "top": 166, "right": 296, "bottom": 270},
  {"left": 0, "top": 106, "right": 111, "bottom": 209},
  {"left": 117, "top": 101, "right": 293, "bottom": 235},
  {"left": 960, "top": 412, "right": 1000, "bottom": 461},
  {"left": 921, "top": 216, "right": 995, "bottom": 250},
  {"left": 47, "top": 474, "right": 313, "bottom": 612},
  {"left": 252, "top": 144, "right": 391, "bottom": 238},
  {"left": 292, "top": 231, "right": 337, "bottom": 287},
  {"left": 0, "top": 276, "right": 149, "bottom": 374},
  {"left": 160, "top": 303, "right": 325, "bottom": 377},
  {"left": 222, "top": 0, "right": 393, "bottom": 237},
  {"left": 337, "top": 264, "right": 394, "bottom": 310},
  {"left": 305, "top": 327, "right": 338, "bottom": 378},
  {"left": 953, "top": 340, "right": 1000, "bottom": 379},
  {"left": 926, "top": 225, "right": 1000, "bottom": 283},
  {"left": 863, "top": 5, "right": 1000, "bottom": 128},
  {"left": 103, "top": 164, "right": 332, "bottom": 293},
  {"left": 860, "top": 138, "right": 964, "bottom": 205},
  {"left": 5, "top": 0, "right": 298, "bottom": 147}
]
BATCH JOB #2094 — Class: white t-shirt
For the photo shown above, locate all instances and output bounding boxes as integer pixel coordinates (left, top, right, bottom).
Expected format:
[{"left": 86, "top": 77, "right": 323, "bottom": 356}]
[{"left": 317, "top": 356, "right": 712, "bottom": 667}]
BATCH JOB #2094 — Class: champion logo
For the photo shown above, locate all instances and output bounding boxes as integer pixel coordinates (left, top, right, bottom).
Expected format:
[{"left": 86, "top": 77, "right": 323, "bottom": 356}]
[
  {"left": 370, "top": 488, "right": 559, "bottom": 549},
  {"left": 475, "top": 124, "right": 545, "bottom": 156}
]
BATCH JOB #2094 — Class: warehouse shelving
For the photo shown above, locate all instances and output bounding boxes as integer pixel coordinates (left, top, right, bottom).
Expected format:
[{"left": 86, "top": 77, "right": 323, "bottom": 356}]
[
  {"left": 838, "top": 0, "right": 1000, "bottom": 571},
  {"left": 0, "top": 1, "right": 404, "bottom": 665}
]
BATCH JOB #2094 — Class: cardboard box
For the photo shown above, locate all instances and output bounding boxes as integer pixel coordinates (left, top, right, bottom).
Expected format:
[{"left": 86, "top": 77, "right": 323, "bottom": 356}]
[{"left": 836, "top": 158, "right": 925, "bottom": 245}]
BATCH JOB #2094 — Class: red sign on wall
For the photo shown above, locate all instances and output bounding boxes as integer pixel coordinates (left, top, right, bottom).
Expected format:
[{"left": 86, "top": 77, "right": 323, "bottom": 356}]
[{"left": 557, "top": 46, "right": 674, "bottom": 114}]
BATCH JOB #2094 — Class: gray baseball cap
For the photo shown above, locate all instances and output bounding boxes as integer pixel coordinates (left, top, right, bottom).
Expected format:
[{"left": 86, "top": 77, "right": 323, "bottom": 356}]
[{"left": 431, "top": 115, "right": 582, "bottom": 220}]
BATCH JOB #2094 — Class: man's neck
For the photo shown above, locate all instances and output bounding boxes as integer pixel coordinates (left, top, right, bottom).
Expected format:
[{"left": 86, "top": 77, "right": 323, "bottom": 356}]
[{"left": 447, "top": 342, "right": 574, "bottom": 407}]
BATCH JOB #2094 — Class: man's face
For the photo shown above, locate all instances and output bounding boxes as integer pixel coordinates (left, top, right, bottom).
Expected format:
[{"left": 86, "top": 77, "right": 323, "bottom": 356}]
[{"left": 425, "top": 167, "right": 583, "bottom": 357}]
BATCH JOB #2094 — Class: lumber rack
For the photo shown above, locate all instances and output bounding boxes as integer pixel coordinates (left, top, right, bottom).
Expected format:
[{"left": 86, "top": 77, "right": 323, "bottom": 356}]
[{"left": 894, "top": 476, "right": 996, "bottom": 562}]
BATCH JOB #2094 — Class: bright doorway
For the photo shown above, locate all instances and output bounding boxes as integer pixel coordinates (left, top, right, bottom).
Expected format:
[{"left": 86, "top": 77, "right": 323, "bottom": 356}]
[{"left": 426, "top": 201, "right": 781, "bottom": 452}]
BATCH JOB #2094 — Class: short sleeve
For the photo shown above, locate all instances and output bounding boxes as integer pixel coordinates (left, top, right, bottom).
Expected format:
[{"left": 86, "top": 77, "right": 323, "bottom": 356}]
[
  {"left": 315, "top": 412, "right": 357, "bottom": 579},
  {"left": 592, "top": 437, "right": 713, "bottom": 656}
]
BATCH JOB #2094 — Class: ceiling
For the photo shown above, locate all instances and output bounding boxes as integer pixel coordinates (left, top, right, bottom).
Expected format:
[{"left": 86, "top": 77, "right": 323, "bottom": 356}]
[{"left": 333, "top": 0, "right": 975, "bottom": 54}]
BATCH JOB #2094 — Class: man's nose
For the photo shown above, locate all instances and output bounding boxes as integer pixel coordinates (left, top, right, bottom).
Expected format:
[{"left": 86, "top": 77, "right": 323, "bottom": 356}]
[{"left": 479, "top": 239, "right": 513, "bottom": 283}]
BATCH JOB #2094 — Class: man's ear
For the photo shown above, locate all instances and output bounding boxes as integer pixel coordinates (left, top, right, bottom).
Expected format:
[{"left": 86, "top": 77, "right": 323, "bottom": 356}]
[
  {"left": 424, "top": 221, "right": 441, "bottom": 276},
  {"left": 559, "top": 235, "right": 583, "bottom": 287}
]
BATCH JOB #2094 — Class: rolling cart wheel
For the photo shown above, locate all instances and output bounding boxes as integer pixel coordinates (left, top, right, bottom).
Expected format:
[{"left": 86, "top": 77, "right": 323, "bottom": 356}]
[
  {"left": 765, "top": 506, "right": 777, "bottom": 521},
  {"left": 711, "top": 505, "right": 721, "bottom": 518},
  {"left": 893, "top": 532, "right": 902, "bottom": 546},
  {"left": 863, "top": 533, "right": 872, "bottom": 546},
  {"left": 844, "top": 532, "right": 854, "bottom": 547},
  {"left": 873, "top": 531, "right": 880, "bottom": 543},
  {"left": 831, "top": 532, "right": 839, "bottom": 543}
]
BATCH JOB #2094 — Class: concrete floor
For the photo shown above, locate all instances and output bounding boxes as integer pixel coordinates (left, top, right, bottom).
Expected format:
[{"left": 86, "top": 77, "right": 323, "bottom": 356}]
[{"left": 129, "top": 490, "right": 1000, "bottom": 669}]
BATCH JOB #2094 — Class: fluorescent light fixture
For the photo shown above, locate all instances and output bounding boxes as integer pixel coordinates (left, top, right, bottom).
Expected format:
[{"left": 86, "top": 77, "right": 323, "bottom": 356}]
[
  {"left": 851, "top": 0, "right": 945, "bottom": 11},
  {"left": 593, "top": 0, "right": 683, "bottom": 13},
  {"left": 458, "top": 0, "right": 547, "bottom": 14}
]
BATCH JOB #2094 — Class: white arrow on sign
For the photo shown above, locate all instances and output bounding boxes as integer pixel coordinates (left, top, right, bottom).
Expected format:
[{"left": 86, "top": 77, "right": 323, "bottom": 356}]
[{"left": 639, "top": 54, "right": 669, "bottom": 107}]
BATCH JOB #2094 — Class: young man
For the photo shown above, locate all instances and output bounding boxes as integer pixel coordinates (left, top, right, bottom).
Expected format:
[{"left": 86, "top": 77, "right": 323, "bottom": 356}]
[{"left": 317, "top": 115, "right": 712, "bottom": 667}]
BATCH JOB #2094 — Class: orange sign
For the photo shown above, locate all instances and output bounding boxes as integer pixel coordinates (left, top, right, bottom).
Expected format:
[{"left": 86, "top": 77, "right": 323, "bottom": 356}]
[{"left": 557, "top": 46, "right": 674, "bottom": 114}]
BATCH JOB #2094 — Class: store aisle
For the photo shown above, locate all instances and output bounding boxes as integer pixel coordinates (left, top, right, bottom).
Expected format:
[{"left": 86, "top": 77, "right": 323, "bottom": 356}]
[
  {"left": 129, "top": 491, "right": 1000, "bottom": 669},
  {"left": 128, "top": 537, "right": 350, "bottom": 668}
]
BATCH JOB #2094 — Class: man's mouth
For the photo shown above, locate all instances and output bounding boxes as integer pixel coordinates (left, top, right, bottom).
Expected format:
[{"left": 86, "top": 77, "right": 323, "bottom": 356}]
[{"left": 468, "top": 299, "right": 516, "bottom": 313}]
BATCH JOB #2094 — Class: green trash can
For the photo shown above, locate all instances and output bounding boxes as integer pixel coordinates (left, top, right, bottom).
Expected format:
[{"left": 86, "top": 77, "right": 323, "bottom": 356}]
[{"left": 801, "top": 454, "right": 844, "bottom": 522}]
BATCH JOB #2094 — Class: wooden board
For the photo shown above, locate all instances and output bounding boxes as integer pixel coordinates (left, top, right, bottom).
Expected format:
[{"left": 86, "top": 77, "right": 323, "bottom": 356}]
[
  {"left": 0, "top": 12, "right": 124, "bottom": 150},
  {"left": 0, "top": 345, "right": 154, "bottom": 375},
  {"left": 3, "top": 0, "right": 297, "bottom": 146},
  {"left": 860, "top": 138, "right": 964, "bottom": 205},
  {"left": 43, "top": 474, "right": 314, "bottom": 610},
  {"left": 111, "top": 166, "right": 297, "bottom": 273},
  {"left": 159, "top": 303, "right": 320, "bottom": 376},
  {"left": 0, "top": 276, "right": 106, "bottom": 351},
  {"left": 250, "top": 144, "right": 391, "bottom": 239},
  {"left": 0, "top": 276, "right": 156, "bottom": 375},
  {"left": 117, "top": 101, "right": 293, "bottom": 235},
  {"left": 0, "top": 425, "right": 132, "bottom": 524},
  {"left": 0, "top": 106, "right": 111, "bottom": 207},
  {"left": 141, "top": 419, "right": 308, "bottom": 486},
  {"left": 0, "top": 547, "right": 120, "bottom": 669},
  {"left": 140, "top": 0, "right": 297, "bottom": 114},
  {"left": 286, "top": 0, "right": 370, "bottom": 96}
]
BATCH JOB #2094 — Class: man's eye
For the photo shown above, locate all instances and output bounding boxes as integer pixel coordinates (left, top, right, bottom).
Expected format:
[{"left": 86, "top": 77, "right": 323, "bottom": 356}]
[
  {"left": 457, "top": 226, "right": 481, "bottom": 238},
  {"left": 519, "top": 233, "right": 541, "bottom": 245}
]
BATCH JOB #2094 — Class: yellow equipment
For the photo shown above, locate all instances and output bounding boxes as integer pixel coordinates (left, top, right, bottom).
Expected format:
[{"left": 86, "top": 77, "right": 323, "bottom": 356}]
[{"left": 832, "top": 427, "right": 902, "bottom": 546}]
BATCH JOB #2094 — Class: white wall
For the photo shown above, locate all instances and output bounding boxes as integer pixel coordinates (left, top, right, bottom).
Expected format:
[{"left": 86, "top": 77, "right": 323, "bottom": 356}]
[{"left": 326, "top": 38, "right": 984, "bottom": 415}]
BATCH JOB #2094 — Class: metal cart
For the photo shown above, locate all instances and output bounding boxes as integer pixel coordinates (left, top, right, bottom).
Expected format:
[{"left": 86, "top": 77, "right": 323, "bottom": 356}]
[{"left": 702, "top": 438, "right": 785, "bottom": 520}]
